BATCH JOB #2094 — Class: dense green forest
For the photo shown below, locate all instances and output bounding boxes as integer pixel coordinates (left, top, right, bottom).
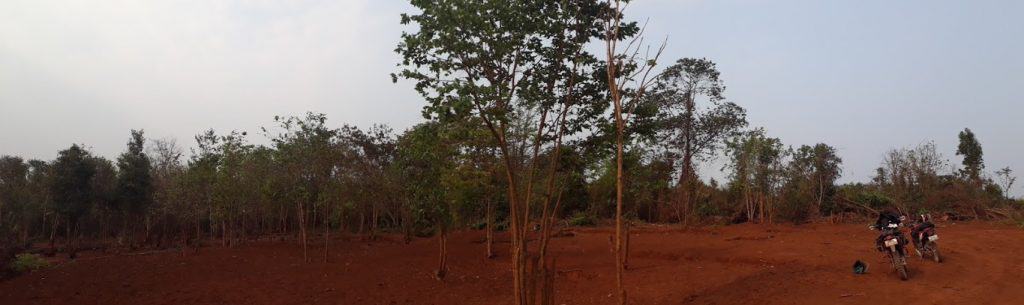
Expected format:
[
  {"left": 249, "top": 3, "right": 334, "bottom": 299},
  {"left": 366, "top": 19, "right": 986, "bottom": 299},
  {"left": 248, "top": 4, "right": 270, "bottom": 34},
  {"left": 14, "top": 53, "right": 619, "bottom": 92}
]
[{"left": 1, "top": 1, "right": 1020, "bottom": 298}]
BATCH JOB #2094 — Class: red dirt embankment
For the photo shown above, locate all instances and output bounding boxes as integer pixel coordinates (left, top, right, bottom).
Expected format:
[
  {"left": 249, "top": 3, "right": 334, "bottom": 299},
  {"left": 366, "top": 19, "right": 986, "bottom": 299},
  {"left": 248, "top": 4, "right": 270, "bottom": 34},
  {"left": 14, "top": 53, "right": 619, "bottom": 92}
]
[{"left": 2, "top": 222, "right": 1023, "bottom": 305}]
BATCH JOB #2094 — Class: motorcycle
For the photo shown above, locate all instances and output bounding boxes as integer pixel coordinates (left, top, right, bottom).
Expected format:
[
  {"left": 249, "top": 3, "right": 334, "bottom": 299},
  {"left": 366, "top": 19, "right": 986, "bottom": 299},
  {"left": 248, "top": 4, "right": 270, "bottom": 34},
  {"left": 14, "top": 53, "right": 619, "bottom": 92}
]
[
  {"left": 872, "top": 222, "right": 910, "bottom": 280},
  {"left": 909, "top": 215, "right": 942, "bottom": 263}
]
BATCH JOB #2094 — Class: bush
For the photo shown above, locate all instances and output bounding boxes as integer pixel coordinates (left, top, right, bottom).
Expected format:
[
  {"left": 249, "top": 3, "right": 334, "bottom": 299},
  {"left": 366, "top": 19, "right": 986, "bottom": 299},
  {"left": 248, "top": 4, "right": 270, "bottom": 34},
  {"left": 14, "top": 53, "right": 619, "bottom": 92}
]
[
  {"left": 9, "top": 253, "right": 51, "bottom": 274},
  {"left": 568, "top": 212, "right": 596, "bottom": 227},
  {"left": 855, "top": 191, "right": 893, "bottom": 210}
]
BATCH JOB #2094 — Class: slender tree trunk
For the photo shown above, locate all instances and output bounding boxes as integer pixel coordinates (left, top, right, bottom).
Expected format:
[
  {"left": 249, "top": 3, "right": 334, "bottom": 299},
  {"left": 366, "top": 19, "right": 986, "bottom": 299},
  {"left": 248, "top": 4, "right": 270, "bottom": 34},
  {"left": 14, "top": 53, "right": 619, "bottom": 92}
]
[
  {"left": 816, "top": 176, "right": 825, "bottom": 219},
  {"left": 339, "top": 208, "right": 347, "bottom": 237},
  {"left": 324, "top": 201, "right": 330, "bottom": 263},
  {"left": 623, "top": 220, "right": 631, "bottom": 270},
  {"left": 193, "top": 205, "right": 200, "bottom": 239},
  {"left": 613, "top": 79, "right": 627, "bottom": 305},
  {"left": 49, "top": 215, "right": 57, "bottom": 255},
  {"left": 221, "top": 219, "right": 227, "bottom": 247},
  {"left": 41, "top": 213, "right": 47, "bottom": 242},
  {"left": 209, "top": 207, "right": 214, "bottom": 240},
  {"left": 180, "top": 225, "right": 188, "bottom": 256},
  {"left": 678, "top": 92, "right": 696, "bottom": 226},
  {"left": 277, "top": 207, "right": 283, "bottom": 235},
  {"left": 161, "top": 213, "right": 169, "bottom": 248},
  {"left": 358, "top": 211, "right": 365, "bottom": 235},
  {"left": 435, "top": 223, "right": 448, "bottom": 280},
  {"left": 240, "top": 211, "right": 246, "bottom": 243},
  {"left": 371, "top": 204, "right": 379, "bottom": 240},
  {"left": 401, "top": 202, "right": 412, "bottom": 244},
  {"left": 486, "top": 199, "right": 495, "bottom": 259},
  {"left": 145, "top": 215, "right": 152, "bottom": 246},
  {"left": 298, "top": 202, "right": 308, "bottom": 262},
  {"left": 120, "top": 212, "right": 129, "bottom": 248},
  {"left": 66, "top": 216, "right": 73, "bottom": 259},
  {"left": 497, "top": 154, "right": 527, "bottom": 305},
  {"left": 20, "top": 226, "right": 29, "bottom": 246},
  {"left": 194, "top": 213, "right": 201, "bottom": 252},
  {"left": 759, "top": 193, "right": 765, "bottom": 224}
]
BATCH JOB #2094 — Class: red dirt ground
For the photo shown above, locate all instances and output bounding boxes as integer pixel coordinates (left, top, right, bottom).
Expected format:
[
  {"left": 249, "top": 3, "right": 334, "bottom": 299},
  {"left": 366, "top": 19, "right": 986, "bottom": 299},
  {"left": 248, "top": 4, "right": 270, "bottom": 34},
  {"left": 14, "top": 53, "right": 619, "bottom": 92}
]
[{"left": 2, "top": 222, "right": 1023, "bottom": 305}]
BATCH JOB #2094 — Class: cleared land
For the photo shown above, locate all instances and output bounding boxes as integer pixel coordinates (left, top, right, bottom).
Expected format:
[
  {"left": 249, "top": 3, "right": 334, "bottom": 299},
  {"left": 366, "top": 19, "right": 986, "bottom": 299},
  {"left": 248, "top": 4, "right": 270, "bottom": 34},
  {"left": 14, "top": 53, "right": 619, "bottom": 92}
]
[{"left": 2, "top": 222, "right": 1022, "bottom": 305}]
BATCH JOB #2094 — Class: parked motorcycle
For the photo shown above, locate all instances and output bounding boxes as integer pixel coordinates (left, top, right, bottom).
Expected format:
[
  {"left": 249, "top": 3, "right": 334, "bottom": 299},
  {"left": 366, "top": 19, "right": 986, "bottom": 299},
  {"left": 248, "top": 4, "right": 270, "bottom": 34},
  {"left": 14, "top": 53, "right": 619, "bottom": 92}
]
[
  {"left": 909, "top": 215, "right": 941, "bottom": 263},
  {"left": 872, "top": 222, "right": 910, "bottom": 280}
]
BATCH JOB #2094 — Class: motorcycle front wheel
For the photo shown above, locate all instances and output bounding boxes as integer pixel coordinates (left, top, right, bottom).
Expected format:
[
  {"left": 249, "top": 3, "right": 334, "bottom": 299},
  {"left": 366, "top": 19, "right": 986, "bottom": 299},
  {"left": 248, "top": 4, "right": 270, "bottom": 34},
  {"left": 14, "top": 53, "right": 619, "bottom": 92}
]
[
  {"left": 890, "top": 251, "right": 909, "bottom": 281},
  {"left": 931, "top": 243, "right": 942, "bottom": 263}
]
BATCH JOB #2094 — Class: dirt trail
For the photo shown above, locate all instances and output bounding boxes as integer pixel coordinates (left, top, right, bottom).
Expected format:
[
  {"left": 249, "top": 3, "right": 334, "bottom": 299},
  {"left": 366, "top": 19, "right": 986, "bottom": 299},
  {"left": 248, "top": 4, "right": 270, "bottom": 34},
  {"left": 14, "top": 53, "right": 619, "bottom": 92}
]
[{"left": 2, "top": 222, "right": 1023, "bottom": 305}]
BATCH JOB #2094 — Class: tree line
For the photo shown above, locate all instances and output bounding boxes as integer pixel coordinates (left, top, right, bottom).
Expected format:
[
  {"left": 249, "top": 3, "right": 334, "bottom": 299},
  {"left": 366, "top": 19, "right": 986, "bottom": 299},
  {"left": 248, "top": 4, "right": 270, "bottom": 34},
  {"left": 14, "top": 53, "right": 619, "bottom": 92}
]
[{"left": 0, "top": 62, "right": 1016, "bottom": 294}]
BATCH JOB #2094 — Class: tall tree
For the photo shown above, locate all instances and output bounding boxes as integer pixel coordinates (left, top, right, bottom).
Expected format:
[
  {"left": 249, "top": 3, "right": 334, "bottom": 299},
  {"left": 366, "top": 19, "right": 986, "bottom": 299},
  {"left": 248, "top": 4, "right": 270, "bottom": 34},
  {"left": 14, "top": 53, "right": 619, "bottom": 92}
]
[
  {"left": 957, "top": 128, "right": 984, "bottom": 182},
  {"left": 339, "top": 124, "right": 397, "bottom": 241},
  {"left": 211, "top": 131, "right": 253, "bottom": 247},
  {"left": 394, "top": 121, "right": 456, "bottom": 279},
  {"left": 25, "top": 160, "right": 50, "bottom": 244},
  {"left": 0, "top": 157, "right": 28, "bottom": 229},
  {"left": 875, "top": 141, "right": 947, "bottom": 214},
  {"left": 725, "top": 129, "right": 786, "bottom": 224},
  {"left": 648, "top": 58, "right": 747, "bottom": 224},
  {"left": 602, "top": 1, "right": 664, "bottom": 303},
  {"left": 186, "top": 129, "right": 222, "bottom": 251},
  {"left": 116, "top": 130, "right": 154, "bottom": 245},
  {"left": 785, "top": 144, "right": 842, "bottom": 220},
  {"left": 148, "top": 138, "right": 185, "bottom": 249},
  {"left": 995, "top": 167, "right": 1016, "bottom": 200},
  {"left": 0, "top": 156, "right": 29, "bottom": 245},
  {"left": 396, "top": 1, "right": 620, "bottom": 303},
  {"left": 90, "top": 156, "right": 118, "bottom": 240},
  {"left": 267, "top": 113, "right": 339, "bottom": 262},
  {"left": 49, "top": 144, "right": 97, "bottom": 257}
]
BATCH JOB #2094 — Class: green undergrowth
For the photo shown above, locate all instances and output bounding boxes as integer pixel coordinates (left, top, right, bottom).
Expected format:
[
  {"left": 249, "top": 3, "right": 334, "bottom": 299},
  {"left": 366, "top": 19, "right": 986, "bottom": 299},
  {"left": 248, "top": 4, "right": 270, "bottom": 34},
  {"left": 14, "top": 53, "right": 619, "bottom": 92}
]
[{"left": 9, "top": 253, "right": 51, "bottom": 274}]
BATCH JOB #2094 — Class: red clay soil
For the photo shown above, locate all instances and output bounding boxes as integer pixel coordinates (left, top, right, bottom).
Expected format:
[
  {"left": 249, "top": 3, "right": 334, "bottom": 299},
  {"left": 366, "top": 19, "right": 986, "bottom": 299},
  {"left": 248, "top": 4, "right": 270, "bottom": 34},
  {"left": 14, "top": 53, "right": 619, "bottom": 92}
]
[{"left": 2, "top": 222, "right": 1023, "bottom": 305}]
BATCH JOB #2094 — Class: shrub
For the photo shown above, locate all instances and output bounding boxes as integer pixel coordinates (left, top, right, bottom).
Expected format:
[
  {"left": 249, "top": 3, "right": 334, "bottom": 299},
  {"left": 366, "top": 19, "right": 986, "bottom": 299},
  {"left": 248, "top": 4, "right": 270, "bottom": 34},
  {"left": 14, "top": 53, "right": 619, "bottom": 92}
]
[
  {"left": 469, "top": 221, "right": 487, "bottom": 230},
  {"left": 9, "top": 253, "right": 51, "bottom": 274},
  {"left": 568, "top": 212, "right": 596, "bottom": 227},
  {"left": 856, "top": 191, "right": 893, "bottom": 210}
]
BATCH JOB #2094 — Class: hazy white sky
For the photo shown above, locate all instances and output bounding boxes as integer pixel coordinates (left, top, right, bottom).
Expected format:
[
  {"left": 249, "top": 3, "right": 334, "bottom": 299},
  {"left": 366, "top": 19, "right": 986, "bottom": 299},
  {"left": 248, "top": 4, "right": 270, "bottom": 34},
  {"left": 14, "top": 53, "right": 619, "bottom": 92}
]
[{"left": 1, "top": 0, "right": 1021, "bottom": 195}]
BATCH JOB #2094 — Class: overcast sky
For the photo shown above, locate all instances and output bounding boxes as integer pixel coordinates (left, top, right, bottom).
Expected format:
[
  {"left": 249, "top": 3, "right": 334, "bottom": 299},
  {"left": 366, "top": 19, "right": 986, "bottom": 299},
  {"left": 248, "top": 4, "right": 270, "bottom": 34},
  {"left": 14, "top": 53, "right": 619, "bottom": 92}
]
[{"left": 1, "top": 0, "right": 1021, "bottom": 195}]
